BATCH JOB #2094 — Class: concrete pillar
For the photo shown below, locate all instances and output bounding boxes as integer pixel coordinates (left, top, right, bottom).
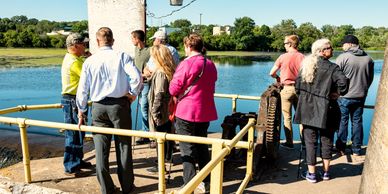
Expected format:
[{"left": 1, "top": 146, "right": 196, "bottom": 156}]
[
  {"left": 87, "top": 0, "right": 145, "bottom": 56},
  {"left": 359, "top": 40, "right": 388, "bottom": 193}
]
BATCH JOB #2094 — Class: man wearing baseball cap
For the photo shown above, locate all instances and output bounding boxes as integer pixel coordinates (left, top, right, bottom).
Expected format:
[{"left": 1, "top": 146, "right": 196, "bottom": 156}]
[
  {"left": 335, "top": 35, "right": 374, "bottom": 156},
  {"left": 61, "top": 32, "right": 92, "bottom": 176}
]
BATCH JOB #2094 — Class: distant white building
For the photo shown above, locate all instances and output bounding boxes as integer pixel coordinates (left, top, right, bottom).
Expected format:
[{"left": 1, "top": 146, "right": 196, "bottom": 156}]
[
  {"left": 213, "top": 26, "right": 232, "bottom": 35},
  {"left": 46, "top": 27, "right": 72, "bottom": 36},
  {"left": 158, "top": 27, "right": 181, "bottom": 35}
]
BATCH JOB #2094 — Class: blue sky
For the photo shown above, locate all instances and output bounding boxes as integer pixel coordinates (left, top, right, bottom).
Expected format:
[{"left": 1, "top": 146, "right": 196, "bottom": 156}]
[{"left": 1, "top": 0, "right": 387, "bottom": 28}]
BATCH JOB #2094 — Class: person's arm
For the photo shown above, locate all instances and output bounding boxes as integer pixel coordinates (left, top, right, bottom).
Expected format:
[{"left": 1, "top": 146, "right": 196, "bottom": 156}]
[
  {"left": 169, "top": 60, "right": 187, "bottom": 97},
  {"left": 367, "top": 60, "right": 374, "bottom": 87},
  {"left": 150, "top": 73, "right": 168, "bottom": 126},
  {"left": 332, "top": 65, "right": 349, "bottom": 96},
  {"left": 76, "top": 62, "right": 91, "bottom": 129},
  {"left": 269, "top": 56, "right": 281, "bottom": 81},
  {"left": 123, "top": 54, "right": 143, "bottom": 97}
]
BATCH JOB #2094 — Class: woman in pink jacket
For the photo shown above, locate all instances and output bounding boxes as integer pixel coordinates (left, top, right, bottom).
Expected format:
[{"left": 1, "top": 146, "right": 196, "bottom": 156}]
[{"left": 169, "top": 33, "right": 217, "bottom": 190}]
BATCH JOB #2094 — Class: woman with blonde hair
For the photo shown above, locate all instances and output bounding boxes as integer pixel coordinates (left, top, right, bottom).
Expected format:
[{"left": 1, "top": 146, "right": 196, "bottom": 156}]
[
  {"left": 294, "top": 38, "right": 348, "bottom": 183},
  {"left": 147, "top": 44, "right": 176, "bottom": 173}
]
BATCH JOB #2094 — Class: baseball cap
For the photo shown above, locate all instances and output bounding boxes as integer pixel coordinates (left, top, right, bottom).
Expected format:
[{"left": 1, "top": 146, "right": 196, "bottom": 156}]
[
  {"left": 341, "top": 35, "right": 359, "bottom": 45},
  {"left": 66, "top": 33, "right": 88, "bottom": 47},
  {"left": 150, "top": 31, "right": 167, "bottom": 40}
]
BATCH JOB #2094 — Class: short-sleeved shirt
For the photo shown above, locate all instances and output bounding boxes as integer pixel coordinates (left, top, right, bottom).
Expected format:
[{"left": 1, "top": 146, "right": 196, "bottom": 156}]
[
  {"left": 61, "top": 53, "right": 84, "bottom": 95},
  {"left": 274, "top": 51, "right": 304, "bottom": 85}
]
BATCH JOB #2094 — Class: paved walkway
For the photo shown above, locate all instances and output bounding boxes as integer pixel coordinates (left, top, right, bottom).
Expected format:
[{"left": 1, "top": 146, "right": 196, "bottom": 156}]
[{"left": 0, "top": 130, "right": 365, "bottom": 194}]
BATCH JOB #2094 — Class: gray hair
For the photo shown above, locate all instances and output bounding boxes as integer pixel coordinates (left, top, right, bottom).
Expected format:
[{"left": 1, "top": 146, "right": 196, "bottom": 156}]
[{"left": 300, "top": 38, "right": 331, "bottom": 83}]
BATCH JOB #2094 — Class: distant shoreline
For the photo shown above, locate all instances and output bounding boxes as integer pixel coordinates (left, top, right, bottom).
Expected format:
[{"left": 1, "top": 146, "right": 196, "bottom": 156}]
[{"left": 0, "top": 48, "right": 384, "bottom": 68}]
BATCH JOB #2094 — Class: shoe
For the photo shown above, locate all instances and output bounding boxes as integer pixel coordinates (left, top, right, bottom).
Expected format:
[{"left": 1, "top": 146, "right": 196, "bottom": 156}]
[
  {"left": 79, "top": 161, "right": 93, "bottom": 169},
  {"left": 64, "top": 169, "right": 87, "bottom": 177},
  {"left": 149, "top": 141, "right": 157, "bottom": 148},
  {"left": 136, "top": 138, "right": 150, "bottom": 145},
  {"left": 280, "top": 143, "right": 294, "bottom": 150},
  {"left": 146, "top": 166, "right": 158, "bottom": 174},
  {"left": 195, "top": 182, "right": 210, "bottom": 194},
  {"left": 304, "top": 172, "right": 317, "bottom": 183},
  {"left": 322, "top": 172, "right": 330, "bottom": 181}
]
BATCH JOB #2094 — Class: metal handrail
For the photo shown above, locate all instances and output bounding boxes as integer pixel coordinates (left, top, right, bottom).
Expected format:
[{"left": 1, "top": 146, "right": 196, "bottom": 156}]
[
  {"left": 0, "top": 93, "right": 376, "bottom": 193},
  {"left": 0, "top": 93, "right": 262, "bottom": 194}
]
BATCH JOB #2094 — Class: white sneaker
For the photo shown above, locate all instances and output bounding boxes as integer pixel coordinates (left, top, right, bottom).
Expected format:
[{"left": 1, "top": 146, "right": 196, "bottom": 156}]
[{"left": 195, "top": 182, "right": 209, "bottom": 194}]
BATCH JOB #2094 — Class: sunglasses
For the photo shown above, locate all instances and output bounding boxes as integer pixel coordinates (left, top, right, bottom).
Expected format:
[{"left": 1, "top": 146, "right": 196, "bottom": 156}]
[
  {"left": 283, "top": 42, "right": 291, "bottom": 45},
  {"left": 322, "top": 46, "right": 333, "bottom": 51}
]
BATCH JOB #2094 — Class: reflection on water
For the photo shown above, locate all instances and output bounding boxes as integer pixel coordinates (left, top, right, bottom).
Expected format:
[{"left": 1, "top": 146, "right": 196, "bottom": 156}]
[{"left": 0, "top": 56, "right": 384, "bottom": 144}]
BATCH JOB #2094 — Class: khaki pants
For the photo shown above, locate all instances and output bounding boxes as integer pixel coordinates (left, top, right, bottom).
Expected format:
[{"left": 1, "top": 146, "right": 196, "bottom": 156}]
[{"left": 280, "top": 85, "right": 299, "bottom": 145}]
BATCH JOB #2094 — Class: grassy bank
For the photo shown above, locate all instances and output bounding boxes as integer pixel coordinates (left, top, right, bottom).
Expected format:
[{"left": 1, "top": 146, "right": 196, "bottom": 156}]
[{"left": 0, "top": 48, "right": 66, "bottom": 67}]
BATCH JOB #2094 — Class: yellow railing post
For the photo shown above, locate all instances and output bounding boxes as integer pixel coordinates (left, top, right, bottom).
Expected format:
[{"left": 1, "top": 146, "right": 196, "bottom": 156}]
[
  {"left": 157, "top": 138, "right": 166, "bottom": 194},
  {"left": 210, "top": 142, "right": 224, "bottom": 194},
  {"left": 246, "top": 118, "right": 255, "bottom": 178},
  {"left": 17, "top": 118, "right": 31, "bottom": 183},
  {"left": 236, "top": 118, "right": 255, "bottom": 194}
]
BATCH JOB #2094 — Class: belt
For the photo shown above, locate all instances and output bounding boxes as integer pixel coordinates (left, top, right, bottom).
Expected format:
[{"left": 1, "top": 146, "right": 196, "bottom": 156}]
[
  {"left": 62, "top": 94, "right": 76, "bottom": 98},
  {"left": 96, "top": 96, "right": 127, "bottom": 104},
  {"left": 283, "top": 83, "right": 295, "bottom": 86}
]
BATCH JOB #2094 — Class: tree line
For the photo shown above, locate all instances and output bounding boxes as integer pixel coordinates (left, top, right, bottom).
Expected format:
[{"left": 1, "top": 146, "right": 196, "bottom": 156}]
[
  {"left": 1, "top": 15, "right": 387, "bottom": 51},
  {"left": 0, "top": 15, "right": 88, "bottom": 48}
]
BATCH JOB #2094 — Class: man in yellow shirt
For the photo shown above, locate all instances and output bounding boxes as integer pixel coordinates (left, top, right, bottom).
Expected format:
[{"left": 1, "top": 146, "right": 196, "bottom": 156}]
[{"left": 61, "top": 33, "right": 91, "bottom": 176}]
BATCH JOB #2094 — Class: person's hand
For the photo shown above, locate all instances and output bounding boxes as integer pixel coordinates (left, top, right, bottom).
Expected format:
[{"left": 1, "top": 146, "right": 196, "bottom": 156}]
[
  {"left": 143, "top": 67, "right": 153, "bottom": 78},
  {"left": 77, "top": 112, "right": 87, "bottom": 129},
  {"left": 84, "top": 51, "right": 92, "bottom": 57},
  {"left": 329, "top": 92, "right": 340, "bottom": 100},
  {"left": 126, "top": 94, "right": 137, "bottom": 103}
]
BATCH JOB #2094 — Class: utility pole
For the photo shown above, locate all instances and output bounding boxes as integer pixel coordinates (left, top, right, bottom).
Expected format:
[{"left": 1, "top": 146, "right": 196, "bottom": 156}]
[{"left": 200, "top": 13, "right": 202, "bottom": 26}]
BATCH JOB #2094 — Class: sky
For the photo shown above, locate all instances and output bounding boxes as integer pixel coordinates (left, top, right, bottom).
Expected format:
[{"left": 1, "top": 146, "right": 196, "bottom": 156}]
[{"left": 1, "top": 0, "right": 388, "bottom": 28}]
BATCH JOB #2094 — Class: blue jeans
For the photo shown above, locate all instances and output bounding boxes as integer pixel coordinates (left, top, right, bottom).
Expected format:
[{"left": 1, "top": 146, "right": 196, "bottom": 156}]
[
  {"left": 337, "top": 97, "right": 365, "bottom": 154},
  {"left": 61, "top": 95, "right": 85, "bottom": 173},
  {"left": 140, "top": 82, "right": 150, "bottom": 131}
]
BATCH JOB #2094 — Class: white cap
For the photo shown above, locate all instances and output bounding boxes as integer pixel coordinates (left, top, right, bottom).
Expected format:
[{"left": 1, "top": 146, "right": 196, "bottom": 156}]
[{"left": 150, "top": 31, "right": 167, "bottom": 40}]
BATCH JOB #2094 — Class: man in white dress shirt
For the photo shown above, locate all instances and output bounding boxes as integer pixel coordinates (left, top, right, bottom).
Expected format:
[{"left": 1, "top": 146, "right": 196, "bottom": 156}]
[{"left": 76, "top": 27, "right": 142, "bottom": 194}]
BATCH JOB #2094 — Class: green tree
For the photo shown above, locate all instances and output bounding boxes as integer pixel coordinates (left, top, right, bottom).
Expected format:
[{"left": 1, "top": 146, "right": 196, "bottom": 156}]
[
  {"left": 168, "top": 30, "right": 188, "bottom": 51},
  {"left": 331, "top": 25, "right": 355, "bottom": 47},
  {"left": 231, "top": 16, "right": 256, "bottom": 50},
  {"left": 297, "top": 22, "right": 322, "bottom": 51},
  {"left": 271, "top": 19, "right": 297, "bottom": 51},
  {"left": 3, "top": 30, "right": 18, "bottom": 47},
  {"left": 50, "top": 35, "right": 65, "bottom": 48},
  {"left": 321, "top": 24, "right": 337, "bottom": 40},
  {"left": 356, "top": 26, "right": 377, "bottom": 48},
  {"left": 170, "top": 19, "right": 191, "bottom": 28},
  {"left": 253, "top": 25, "right": 272, "bottom": 51},
  {"left": 72, "top": 20, "right": 88, "bottom": 33}
]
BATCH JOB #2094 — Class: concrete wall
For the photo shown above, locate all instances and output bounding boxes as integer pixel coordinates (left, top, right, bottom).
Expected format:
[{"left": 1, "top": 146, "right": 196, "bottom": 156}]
[
  {"left": 87, "top": 0, "right": 145, "bottom": 56},
  {"left": 359, "top": 40, "right": 388, "bottom": 193}
]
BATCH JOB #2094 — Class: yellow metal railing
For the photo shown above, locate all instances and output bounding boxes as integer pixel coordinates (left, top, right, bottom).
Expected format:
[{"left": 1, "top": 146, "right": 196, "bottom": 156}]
[
  {"left": 0, "top": 93, "right": 376, "bottom": 193},
  {"left": 0, "top": 93, "right": 260, "bottom": 194}
]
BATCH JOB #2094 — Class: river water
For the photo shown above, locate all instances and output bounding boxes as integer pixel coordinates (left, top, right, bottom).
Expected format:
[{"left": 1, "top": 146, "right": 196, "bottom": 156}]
[{"left": 0, "top": 56, "right": 383, "bottom": 145}]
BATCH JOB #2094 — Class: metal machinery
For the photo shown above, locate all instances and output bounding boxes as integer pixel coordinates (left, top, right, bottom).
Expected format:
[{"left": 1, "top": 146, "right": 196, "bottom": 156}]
[{"left": 221, "top": 83, "right": 282, "bottom": 178}]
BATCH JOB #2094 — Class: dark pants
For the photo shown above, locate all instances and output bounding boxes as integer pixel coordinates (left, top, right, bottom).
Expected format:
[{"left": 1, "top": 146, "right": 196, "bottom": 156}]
[
  {"left": 155, "top": 120, "right": 174, "bottom": 161},
  {"left": 303, "top": 125, "right": 334, "bottom": 166},
  {"left": 337, "top": 97, "right": 365, "bottom": 154},
  {"left": 92, "top": 97, "right": 134, "bottom": 194},
  {"left": 175, "top": 117, "right": 210, "bottom": 185},
  {"left": 61, "top": 95, "right": 85, "bottom": 173}
]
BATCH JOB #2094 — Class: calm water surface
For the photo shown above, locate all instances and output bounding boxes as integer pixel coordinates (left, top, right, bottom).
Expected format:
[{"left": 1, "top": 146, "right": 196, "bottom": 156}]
[{"left": 0, "top": 56, "right": 383, "bottom": 145}]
